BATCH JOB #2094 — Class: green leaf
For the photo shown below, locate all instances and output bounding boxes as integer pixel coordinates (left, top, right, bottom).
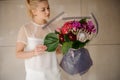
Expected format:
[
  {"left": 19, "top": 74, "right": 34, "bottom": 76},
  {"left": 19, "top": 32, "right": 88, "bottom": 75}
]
[
  {"left": 46, "top": 40, "right": 59, "bottom": 51},
  {"left": 79, "top": 18, "right": 87, "bottom": 23},
  {"left": 72, "top": 40, "right": 90, "bottom": 49},
  {"left": 72, "top": 40, "right": 81, "bottom": 49},
  {"left": 44, "top": 33, "right": 59, "bottom": 52},
  {"left": 62, "top": 41, "right": 73, "bottom": 55},
  {"left": 64, "top": 34, "right": 70, "bottom": 42}
]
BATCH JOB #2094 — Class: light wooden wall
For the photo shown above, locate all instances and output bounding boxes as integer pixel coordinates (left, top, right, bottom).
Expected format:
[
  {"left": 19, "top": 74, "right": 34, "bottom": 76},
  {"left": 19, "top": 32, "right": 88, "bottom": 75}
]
[{"left": 0, "top": 0, "right": 120, "bottom": 80}]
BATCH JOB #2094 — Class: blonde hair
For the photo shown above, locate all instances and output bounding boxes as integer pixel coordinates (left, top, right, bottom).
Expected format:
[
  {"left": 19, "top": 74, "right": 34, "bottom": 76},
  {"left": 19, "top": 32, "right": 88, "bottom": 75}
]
[{"left": 26, "top": 0, "right": 48, "bottom": 18}]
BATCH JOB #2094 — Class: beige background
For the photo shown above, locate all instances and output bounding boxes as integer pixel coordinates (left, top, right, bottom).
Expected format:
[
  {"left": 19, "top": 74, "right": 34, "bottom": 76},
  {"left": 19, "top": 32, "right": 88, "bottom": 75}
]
[{"left": 0, "top": 0, "right": 120, "bottom": 80}]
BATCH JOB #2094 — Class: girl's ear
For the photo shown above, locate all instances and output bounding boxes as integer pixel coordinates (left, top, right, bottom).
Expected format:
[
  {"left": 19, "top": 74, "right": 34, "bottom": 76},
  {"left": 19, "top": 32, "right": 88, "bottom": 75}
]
[{"left": 31, "top": 9, "right": 38, "bottom": 16}]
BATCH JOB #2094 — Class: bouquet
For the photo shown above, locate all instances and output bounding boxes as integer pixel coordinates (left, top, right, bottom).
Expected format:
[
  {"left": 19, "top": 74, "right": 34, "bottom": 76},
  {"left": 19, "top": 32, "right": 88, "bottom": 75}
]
[
  {"left": 44, "top": 18, "right": 96, "bottom": 54},
  {"left": 44, "top": 18, "right": 98, "bottom": 75}
]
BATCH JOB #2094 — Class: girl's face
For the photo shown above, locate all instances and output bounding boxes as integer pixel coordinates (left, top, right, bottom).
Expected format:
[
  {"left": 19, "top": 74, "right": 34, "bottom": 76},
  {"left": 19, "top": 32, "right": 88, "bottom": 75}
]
[{"left": 32, "top": 1, "right": 50, "bottom": 21}]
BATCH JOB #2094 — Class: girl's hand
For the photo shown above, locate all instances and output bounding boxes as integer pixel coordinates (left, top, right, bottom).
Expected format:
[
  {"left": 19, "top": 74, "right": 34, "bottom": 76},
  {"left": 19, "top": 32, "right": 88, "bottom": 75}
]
[
  {"left": 33, "top": 45, "right": 47, "bottom": 56},
  {"left": 56, "top": 45, "right": 62, "bottom": 54}
]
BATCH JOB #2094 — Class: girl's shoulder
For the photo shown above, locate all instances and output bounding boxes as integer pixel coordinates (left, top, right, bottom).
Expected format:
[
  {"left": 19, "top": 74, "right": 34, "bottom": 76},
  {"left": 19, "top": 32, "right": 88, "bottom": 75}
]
[
  {"left": 23, "top": 22, "right": 32, "bottom": 28},
  {"left": 19, "top": 22, "right": 33, "bottom": 34},
  {"left": 21, "top": 22, "right": 34, "bottom": 31}
]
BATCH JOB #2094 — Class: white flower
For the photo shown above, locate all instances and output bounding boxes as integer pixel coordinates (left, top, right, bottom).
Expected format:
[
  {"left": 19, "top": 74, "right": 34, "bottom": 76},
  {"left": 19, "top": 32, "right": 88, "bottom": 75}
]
[{"left": 77, "top": 31, "right": 87, "bottom": 42}]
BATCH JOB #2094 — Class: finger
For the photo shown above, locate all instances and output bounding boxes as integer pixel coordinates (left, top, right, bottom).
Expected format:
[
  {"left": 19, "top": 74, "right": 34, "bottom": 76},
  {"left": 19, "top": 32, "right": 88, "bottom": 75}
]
[
  {"left": 35, "top": 47, "right": 42, "bottom": 52},
  {"left": 36, "top": 45, "right": 42, "bottom": 49},
  {"left": 36, "top": 45, "right": 47, "bottom": 52},
  {"left": 43, "top": 46, "right": 47, "bottom": 50}
]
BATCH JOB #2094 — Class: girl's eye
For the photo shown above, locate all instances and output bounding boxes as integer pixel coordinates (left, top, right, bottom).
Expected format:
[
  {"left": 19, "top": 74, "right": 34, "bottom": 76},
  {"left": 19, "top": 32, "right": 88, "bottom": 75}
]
[
  {"left": 40, "top": 7, "right": 50, "bottom": 12},
  {"left": 47, "top": 7, "right": 50, "bottom": 10},
  {"left": 41, "top": 9, "right": 45, "bottom": 12}
]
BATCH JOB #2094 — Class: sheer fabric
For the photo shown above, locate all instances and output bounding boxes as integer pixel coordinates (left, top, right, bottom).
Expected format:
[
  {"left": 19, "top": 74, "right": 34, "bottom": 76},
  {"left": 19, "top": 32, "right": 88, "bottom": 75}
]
[
  {"left": 17, "top": 22, "right": 61, "bottom": 80},
  {"left": 17, "top": 21, "right": 55, "bottom": 44}
]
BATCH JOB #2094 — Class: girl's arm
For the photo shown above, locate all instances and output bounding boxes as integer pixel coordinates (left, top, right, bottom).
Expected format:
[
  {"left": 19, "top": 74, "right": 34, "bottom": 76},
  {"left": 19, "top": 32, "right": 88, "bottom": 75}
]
[
  {"left": 16, "top": 42, "right": 47, "bottom": 59},
  {"left": 16, "top": 42, "right": 34, "bottom": 59}
]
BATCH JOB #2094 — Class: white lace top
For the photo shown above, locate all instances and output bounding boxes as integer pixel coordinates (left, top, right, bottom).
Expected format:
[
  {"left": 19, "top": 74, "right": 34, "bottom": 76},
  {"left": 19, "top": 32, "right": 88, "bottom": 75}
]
[{"left": 17, "top": 21, "right": 59, "bottom": 72}]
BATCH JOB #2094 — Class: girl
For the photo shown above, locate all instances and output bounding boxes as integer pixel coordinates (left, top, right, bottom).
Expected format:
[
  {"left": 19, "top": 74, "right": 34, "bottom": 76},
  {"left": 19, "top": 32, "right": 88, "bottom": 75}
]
[{"left": 16, "top": 0, "right": 61, "bottom": 80}]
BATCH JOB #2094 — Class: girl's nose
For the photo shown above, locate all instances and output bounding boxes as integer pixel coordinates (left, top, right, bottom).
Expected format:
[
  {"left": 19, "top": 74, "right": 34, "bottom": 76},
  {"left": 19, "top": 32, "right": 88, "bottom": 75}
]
[{"left": 46, "top": 9, "right": 50, "bottom": 14}]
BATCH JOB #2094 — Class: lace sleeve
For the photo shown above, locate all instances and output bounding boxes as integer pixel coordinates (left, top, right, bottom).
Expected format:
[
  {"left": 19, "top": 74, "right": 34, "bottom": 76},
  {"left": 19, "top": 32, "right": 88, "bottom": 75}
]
[{"left": 17, "top": 26, "right": 27, "bottom": 44}]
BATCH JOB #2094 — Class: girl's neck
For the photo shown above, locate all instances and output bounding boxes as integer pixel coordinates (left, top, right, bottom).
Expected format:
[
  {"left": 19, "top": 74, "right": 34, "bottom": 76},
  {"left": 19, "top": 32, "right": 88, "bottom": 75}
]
[{"left": 32, "top": 18, "right": 47, "bottom": 25}]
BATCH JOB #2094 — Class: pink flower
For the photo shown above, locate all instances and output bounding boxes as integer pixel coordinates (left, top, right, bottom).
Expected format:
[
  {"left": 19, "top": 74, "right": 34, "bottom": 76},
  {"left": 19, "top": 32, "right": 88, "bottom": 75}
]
[
  {"left": 61, "top": 21, "right": 72, "bottom": 34},
  {"left": 61, "top": 27, "right": 68, "bottom": 34},
  {"left": 56, "top": 28, "right": 61, "bottom": 33}
]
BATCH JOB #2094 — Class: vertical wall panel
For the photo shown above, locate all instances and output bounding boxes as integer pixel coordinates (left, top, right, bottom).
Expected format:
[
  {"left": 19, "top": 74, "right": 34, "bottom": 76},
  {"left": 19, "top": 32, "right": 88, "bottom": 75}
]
[
  {"left": 0, "top": 47, "right": 25, "bottom": 80},
  {"left": 0, "top": 0, "right": 120, "bottom": 80},
  {"left": 81, "top": 0, "right": 120, "bottom": 80},
  {"left": 0, "top": 0, "right": 29, "bottom": 46},
  {"left": 0, "top": 0, "right": 27, "bottom": 80},
  {"left": 81, "top": 0, "right": 120, "bottom": 44}
]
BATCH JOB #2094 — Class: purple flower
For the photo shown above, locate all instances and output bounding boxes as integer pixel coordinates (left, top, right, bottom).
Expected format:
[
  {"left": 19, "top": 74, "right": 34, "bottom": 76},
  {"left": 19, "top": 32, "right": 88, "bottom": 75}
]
[
  {"left": 92, "top": 29, "right": 96, "bottom": 33},
  {"left": 87, "top": 21, "right": 96, "bottom": 33},
  {"left": 82, "top": 23, "right": 87, "bottom": 30},
  {"left": 72, "top": 21, "right": 81, "bottom": 31},
  {"left": 87, "top": 21, "right": 94, "bottom": 29}
]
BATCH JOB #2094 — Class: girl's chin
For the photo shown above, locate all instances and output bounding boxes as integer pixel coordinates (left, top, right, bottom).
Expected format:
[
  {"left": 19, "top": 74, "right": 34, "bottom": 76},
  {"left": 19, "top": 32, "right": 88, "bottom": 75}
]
[{"left": 44, "top": 17, "right": 50, "bottom": 20}]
